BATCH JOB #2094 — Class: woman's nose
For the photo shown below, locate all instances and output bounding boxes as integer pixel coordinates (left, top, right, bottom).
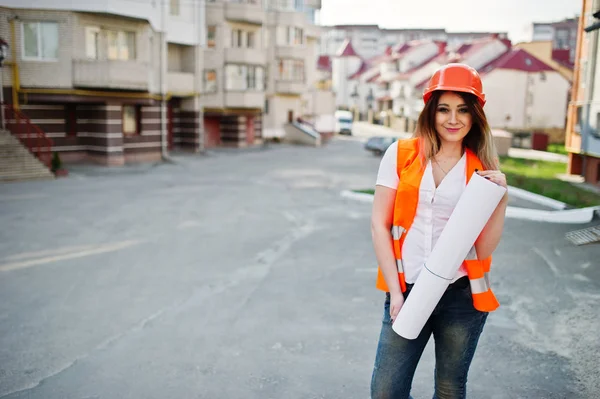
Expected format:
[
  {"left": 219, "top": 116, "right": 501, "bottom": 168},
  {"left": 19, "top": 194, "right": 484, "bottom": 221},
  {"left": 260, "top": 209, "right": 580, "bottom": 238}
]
[{"left": 449, "top": 111, "right": 458, "bottom": 124}]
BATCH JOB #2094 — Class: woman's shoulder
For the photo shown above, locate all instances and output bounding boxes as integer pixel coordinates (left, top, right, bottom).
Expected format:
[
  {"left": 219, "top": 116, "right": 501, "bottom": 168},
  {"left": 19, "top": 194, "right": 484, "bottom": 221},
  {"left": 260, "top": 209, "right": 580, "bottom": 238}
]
[{"left": 397, "top": 137, "right": 419, "bottom": 152}]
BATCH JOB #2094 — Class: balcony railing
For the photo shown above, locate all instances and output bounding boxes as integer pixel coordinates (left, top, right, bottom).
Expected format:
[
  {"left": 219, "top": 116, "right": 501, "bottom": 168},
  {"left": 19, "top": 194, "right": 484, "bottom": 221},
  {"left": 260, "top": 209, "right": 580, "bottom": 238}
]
[{"left": 73, "top": 59, "right": 150, "bottom": 91}]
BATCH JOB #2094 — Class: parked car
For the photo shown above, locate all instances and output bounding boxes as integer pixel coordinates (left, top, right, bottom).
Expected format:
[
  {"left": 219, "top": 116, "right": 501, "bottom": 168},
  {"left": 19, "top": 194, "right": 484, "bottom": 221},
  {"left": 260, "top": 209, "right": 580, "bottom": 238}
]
[
  {"left": 334, "top": 110, "right": 353, "bottom": 135},
  {"left": 364, "top": 136, "right": 399, "bottom": 155}
]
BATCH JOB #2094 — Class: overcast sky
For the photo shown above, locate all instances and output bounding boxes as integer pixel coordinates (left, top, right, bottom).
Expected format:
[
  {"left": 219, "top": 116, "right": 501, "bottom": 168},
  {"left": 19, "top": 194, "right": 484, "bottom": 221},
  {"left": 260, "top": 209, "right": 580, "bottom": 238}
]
[{"left": 319, "top": 0, "right": 582, "bottom": 43}]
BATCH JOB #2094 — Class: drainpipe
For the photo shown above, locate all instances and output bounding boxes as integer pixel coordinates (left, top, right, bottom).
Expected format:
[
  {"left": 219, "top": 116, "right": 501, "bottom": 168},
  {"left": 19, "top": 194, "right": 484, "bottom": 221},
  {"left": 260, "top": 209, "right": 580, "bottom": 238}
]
[
  {"left": 160, "top": 1, "right": 168, "bottom": 160},
  {"left": 197, "top": 0, "right": 205, "bottom": 153},
  {"left": 582, "top": 5, "right": 599, "bottom": 180},
  {"left": 10, "top": 17, "right": 19, "bottom": 110}
]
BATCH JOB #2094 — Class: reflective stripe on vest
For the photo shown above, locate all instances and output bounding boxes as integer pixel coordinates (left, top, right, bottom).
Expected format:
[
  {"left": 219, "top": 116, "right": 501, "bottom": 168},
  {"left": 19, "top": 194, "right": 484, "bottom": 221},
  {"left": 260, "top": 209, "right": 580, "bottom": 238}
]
[
  {"left": 470, "top": 272, "right": 491, "bottom": 294},
  {"left": 391, "top": 225, "right": 407, "bottom": 291},
  {"left": 392, "top": 225, "right": 404, "bottom": 240}
]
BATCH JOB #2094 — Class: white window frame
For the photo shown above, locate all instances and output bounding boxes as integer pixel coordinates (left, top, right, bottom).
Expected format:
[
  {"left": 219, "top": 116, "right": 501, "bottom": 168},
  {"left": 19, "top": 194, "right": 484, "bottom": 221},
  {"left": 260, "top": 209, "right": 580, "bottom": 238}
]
[
  {"left": 21, "top": 21, "right": 59, "bottom": 61},
  {"left": 207, "top": 26, "right": 217, "bottom": 49},
  {"left": 204, "top": 70, "right": 218, "bottom": 93},
  {"left": 107, "top": 30, "right": 136, "bottom": 61},
  {"left": 170, "top": 0, "right": 180, "bottom": 15},
  {"left": 85, "top": 26, "right": 100, "bottom": 59}
]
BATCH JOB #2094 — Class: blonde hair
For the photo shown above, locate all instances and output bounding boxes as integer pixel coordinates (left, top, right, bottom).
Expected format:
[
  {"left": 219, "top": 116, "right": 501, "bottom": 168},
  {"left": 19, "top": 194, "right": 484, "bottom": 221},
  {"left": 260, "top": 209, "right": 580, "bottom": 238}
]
[{"left": 414, "top": 90, "right": 498, "bottom": 170}]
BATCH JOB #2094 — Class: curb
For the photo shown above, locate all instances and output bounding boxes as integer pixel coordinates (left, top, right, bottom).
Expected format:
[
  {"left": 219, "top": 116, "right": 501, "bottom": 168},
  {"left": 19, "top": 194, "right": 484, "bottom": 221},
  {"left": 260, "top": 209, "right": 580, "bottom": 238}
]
[
  {"left": 340, "top": 190, "right": 599, "bottom": 224},
  {"left": 506, "top": 185, "right": 567, "bottom": 210}
]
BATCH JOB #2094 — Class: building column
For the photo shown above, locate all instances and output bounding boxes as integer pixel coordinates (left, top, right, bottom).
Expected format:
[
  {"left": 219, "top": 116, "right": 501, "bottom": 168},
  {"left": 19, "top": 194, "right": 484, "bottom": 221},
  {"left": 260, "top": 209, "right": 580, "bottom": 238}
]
[
  {"left": 220, "top": 114, "right": 247, "bottom": 147},
  {"left": 177, "top": 97, "right": 202, "bottom": 152},
  {"left": 77, "top": 104, "right": 124, "bottom": 166}
]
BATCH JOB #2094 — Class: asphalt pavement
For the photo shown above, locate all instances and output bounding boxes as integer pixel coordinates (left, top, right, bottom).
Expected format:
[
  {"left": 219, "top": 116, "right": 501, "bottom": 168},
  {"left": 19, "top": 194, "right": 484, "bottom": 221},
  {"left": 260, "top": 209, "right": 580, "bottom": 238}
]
[{"left": 0, "top": 138, "right": 599, "bottom": 399}]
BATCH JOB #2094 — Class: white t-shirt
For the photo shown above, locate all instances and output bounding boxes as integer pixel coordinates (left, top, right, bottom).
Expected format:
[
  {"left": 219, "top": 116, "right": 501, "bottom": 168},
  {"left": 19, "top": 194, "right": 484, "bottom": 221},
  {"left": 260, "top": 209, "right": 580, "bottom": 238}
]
[{"left": 376, "top": 141, "right": 468, "bottom": 284}]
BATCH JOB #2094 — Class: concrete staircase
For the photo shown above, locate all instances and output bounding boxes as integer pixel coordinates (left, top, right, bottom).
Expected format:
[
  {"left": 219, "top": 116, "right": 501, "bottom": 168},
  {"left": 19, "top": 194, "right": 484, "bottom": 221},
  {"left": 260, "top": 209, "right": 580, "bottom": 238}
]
[{"left": 0, "top": 130, "right": 54, "bottom": 182}]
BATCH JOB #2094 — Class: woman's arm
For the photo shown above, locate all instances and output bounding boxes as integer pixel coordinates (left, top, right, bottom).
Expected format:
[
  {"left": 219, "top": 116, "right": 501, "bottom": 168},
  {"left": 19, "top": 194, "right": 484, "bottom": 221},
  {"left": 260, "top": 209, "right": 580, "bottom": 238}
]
[
  {"left": 474, "top": 170, "right": 508, "bottom": 260},
  {"left": 371, "top": 185, "right": 405, "bottom": 321},
  {"left": 371, "top": 185, "right": 400, "bottom": 295}
]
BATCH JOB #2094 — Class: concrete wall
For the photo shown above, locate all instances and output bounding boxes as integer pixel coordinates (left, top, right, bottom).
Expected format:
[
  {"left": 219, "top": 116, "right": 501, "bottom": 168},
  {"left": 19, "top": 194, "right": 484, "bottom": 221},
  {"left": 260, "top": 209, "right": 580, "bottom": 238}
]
[
  {"left": 263, "top": 95, "right": 301, "bottom": 138},
  {"left": 2, "top": 0, "right": 202, "bottom": 45},
  {"left": 484, "top": 69, "right": 569, "bottom": 131}
]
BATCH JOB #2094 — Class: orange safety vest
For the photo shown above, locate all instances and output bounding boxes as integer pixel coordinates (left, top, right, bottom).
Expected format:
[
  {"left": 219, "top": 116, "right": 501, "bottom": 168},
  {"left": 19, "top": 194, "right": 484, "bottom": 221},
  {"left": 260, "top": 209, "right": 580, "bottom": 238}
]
[{"left": 375, "top": 138, "right": 500, "bottom": 312}]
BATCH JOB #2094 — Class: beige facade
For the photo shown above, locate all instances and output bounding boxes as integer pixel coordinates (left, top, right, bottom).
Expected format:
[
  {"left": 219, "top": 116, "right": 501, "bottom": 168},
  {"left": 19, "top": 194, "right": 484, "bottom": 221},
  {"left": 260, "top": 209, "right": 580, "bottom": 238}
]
[
  {"left": 0, "top": 5, "right": 203, "bottom": 165},
  {"left": 203, "top": 0, "right": 326, "bottom": 144},
  {"left": 515, "top": 41, "right": 574, "bottom": 82}
]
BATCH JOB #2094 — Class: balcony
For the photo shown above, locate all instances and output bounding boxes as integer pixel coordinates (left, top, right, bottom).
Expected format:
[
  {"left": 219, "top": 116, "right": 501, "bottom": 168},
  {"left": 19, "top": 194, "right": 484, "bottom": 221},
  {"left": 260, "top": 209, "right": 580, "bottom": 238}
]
[
  {"left": 275, "top": 81, "right": 305, "bottom": 95},
  {"left": 275, "top": 46, "right": 308, "bottom": 60},
  {"left": 304, "top": 23, "right": 321, "bottom": 38},
  {"left": 225, "top": 1, "right": 265, "bottom": 25},
  {"left": 167, "top": 71, "right": 195, "bottom": 95},
  {"left": 73, "top": 60, "right": 149, "bottom": 91},
  {"left": 225, "top": 91, "right": 265, "bottom": 108},
  {"left": 225, "top": 48, "right": 267, "bottom": 65}
]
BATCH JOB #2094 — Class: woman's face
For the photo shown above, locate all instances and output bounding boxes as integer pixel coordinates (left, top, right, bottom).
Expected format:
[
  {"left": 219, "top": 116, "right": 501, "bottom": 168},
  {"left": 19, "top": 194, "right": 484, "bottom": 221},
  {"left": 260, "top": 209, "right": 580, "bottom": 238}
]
[{"left": 434, "top": 91, "right": 473, "bottom": 146}]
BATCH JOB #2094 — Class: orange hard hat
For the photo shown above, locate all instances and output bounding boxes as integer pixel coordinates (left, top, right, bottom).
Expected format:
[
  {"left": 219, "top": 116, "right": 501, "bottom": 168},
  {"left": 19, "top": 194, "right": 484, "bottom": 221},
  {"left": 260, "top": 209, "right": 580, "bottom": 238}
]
[{"left": 423, "top": 63, "right": 486, "bottom": 106}]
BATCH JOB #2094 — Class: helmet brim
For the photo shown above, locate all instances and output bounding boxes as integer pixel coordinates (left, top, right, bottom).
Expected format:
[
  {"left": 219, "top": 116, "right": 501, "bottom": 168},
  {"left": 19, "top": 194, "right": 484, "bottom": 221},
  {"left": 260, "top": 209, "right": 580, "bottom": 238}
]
[{"left": 423, "top": 86, "right": 486, "bottom": 107}]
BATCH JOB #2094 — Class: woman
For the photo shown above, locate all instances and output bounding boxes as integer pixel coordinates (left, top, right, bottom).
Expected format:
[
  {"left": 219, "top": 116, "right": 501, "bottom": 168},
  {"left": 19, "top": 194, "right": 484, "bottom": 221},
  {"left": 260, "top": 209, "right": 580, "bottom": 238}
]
[{"left": 369, "top": 63, "right": 507, "bottom": 399}]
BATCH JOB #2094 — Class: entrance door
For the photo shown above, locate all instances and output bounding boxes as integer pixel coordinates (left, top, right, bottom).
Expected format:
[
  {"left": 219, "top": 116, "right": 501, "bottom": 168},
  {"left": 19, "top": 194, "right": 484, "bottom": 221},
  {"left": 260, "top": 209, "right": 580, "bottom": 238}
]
[{"left": 287, "top": 110, "right": 294, "bottom": 123}]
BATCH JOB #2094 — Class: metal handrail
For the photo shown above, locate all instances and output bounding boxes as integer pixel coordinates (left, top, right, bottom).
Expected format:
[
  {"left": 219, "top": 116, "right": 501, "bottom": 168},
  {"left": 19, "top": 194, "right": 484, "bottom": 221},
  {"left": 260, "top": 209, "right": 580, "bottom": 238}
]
[{"left": 2, "top": 104, "right": 53, "bottom": 168}]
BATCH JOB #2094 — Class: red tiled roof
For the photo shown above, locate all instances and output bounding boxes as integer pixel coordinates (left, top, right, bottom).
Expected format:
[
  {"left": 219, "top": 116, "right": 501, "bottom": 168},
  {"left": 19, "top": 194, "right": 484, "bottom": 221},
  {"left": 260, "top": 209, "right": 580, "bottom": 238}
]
[
  {"left": 348, "top": 60, "right": 370, "bottom": 80},
  {"left": 366, "top": 72, "right": 381, "bottom": 83},
  {"left": 480, "top": 49, "right": 555, "bottom": 75},
  {"left": 336, "top": 39, "right": 360, "bottom": 58},
  {"left": 317, "top": 55, "right": 332, "bottom": 72},
  {"left": 552, "top": 49, "right": 574, "bottom": 69}
]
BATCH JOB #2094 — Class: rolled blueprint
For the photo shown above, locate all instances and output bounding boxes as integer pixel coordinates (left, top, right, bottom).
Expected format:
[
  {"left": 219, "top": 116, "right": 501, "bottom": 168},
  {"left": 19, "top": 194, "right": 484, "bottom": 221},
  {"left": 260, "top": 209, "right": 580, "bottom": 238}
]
[{"left": 392, "top": 173, "right": 507, "bottom": 339}]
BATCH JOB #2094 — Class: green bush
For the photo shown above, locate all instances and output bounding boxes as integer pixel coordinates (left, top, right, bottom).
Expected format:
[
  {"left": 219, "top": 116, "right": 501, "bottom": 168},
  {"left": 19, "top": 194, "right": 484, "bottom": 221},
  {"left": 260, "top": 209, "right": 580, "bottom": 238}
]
[{"left": 51, "top": 152, "right": 62, "bottom": 172}]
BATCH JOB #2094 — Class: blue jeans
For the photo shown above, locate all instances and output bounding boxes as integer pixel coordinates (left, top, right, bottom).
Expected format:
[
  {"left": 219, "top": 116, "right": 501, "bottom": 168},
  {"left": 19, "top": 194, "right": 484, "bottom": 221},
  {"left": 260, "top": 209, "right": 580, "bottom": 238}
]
[{"left": 370, "top": 277, "right": 488, "bottom": 399}]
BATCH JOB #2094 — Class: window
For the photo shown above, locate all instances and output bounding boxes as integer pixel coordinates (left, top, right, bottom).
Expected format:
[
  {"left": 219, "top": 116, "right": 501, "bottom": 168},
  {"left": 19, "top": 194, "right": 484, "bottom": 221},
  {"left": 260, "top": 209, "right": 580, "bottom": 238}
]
[
  {"left": 22, "top": 21, "right": 59, "bottom": 60},
  {"left": 85, "top": 27, "right": 100, "bottom": 59},
  {"left": 170, "top": 0, "right": 180, "bottom": 15},
  {"left": 293, "top": 27, "right": 303, "bottom": 45},
  {"left": 247, "top": 31, "right": 255, "bottom": 48},
  {"left": 225, "top": 64, "right": 265, "bottom": 91},
  {"left": 207, "top": 26, "right": 216, "bottom": 49},
  {"left": 540, "top": 72, "right": 546, "bottom": 82},
  {"left": 277, "top": 59, "right": 304, "bottom": 81},
  {"left": 122, "top": 105, "right": 140, "bottom": 135},
  {"left": 204, "top": 70, "right": 217, "bottom": 93},
  {"left": 231, "top": 29, "right": 243, "bottom": 48},
  {"left": 108, "top": 31, "right": 136, "bottom": 60}
]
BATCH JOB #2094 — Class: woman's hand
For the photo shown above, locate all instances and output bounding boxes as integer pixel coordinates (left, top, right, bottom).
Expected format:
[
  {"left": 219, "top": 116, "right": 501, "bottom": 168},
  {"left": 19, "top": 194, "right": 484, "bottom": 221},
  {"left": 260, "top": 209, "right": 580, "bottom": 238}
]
[
  {"left": 477, "top": 170, "right": 507, "bottom": 188},
  {"left": 389, "top": 292, "right": 405, "bottom": 323}
]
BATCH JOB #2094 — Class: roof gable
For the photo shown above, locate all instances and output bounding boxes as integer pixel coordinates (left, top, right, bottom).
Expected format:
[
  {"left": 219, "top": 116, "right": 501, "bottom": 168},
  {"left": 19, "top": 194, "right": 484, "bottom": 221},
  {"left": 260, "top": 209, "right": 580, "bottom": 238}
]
[
  {"left": 336, "top": 39, "right": 360, "bottom": 58},
  {"left": 480, "top": 48, "right": 555, "bottom": 75}
]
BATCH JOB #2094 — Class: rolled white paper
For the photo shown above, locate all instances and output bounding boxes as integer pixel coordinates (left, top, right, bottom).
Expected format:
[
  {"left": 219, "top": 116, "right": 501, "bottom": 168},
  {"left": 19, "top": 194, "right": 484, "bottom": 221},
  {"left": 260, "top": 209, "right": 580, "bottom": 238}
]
[{"left": 392, "top": 173, "right": 507, "bottom": 339}]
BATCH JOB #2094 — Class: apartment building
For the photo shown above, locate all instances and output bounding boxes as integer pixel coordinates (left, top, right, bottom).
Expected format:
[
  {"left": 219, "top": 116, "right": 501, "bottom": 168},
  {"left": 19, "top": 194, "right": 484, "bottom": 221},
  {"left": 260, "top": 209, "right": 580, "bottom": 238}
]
[
  {"left": 320, "top": 25, "right": 507, "bottom": 61},
  {"left": 565, "top": 0, "right": 600, "bottom": 185},
  {"left": 532, "top": 17, "right": 579, "bottom": 65},
  {"left": 0, "top": 0, "right": 205, "bottom": 166},
  {"left": 202, "top": 0, "right": 324, "bottom": 145}
]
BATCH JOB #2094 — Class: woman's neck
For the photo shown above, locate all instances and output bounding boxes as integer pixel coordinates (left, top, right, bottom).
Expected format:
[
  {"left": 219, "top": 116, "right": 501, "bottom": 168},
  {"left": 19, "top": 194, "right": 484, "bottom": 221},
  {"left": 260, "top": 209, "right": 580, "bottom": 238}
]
[{"left": 437, "top": 141, "right": 464, "bottom": 159}]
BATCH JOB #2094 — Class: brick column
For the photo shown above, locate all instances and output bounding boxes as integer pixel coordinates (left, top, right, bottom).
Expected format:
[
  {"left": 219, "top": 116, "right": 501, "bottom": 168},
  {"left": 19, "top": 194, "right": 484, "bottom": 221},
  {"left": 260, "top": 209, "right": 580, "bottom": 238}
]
[{"left": 77, "top": 104, "right": 124, "bottom": 166}]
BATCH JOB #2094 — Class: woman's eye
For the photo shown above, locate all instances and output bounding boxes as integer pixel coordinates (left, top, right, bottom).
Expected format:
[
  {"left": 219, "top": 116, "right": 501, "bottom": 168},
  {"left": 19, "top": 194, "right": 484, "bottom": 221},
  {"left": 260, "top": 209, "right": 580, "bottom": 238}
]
[
  {"left": 437, "top": 108, "right": 449, "bottom": 113},
  {"left": 459, "top": 108, "right": 469, "bottom": 113}
]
